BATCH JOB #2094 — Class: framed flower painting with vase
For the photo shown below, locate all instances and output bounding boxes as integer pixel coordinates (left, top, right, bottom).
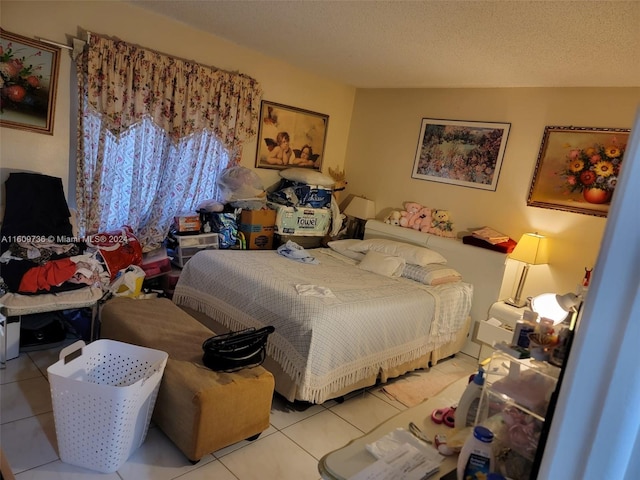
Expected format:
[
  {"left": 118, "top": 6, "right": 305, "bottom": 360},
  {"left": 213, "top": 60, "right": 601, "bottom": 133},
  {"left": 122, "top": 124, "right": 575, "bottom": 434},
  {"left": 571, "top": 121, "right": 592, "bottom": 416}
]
[
  {"left": 527, "top": 126, "right": 630, "bottom": 217},
  {"left": 0, "top": 29, "right": 60, "bottom": 135}
]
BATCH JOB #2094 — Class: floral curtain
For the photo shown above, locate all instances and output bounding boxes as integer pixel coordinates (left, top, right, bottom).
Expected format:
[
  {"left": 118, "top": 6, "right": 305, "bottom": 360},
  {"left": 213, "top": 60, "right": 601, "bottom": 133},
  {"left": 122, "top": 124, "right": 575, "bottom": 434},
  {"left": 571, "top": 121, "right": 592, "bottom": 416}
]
[{"left": 75, "top": 33, "right": 262, "bottom": 249}]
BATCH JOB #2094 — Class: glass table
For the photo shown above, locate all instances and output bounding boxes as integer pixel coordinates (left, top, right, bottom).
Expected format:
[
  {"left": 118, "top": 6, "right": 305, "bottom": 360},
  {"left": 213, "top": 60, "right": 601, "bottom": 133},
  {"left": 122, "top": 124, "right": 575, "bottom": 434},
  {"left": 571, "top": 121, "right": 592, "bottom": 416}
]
[{"left": 318, "top": 376, "right": 470, "bottom": 480}]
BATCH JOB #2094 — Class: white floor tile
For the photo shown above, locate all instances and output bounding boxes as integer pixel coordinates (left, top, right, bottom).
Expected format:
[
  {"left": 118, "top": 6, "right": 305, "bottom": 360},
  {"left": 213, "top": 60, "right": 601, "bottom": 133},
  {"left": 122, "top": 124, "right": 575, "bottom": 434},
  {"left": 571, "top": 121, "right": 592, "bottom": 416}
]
[
  {"left": 432, "top": 354, "right": 478, "bottom": 376},
  {"left": 0, "top": 376, "right": 52, "bottom": 424},
  {"left": 27, "top": 346, "right": 69, "bottom": 377},
  {"left": 218, "top": 431, "right": 319, "bottom": 480},
  {"left": 329, "top": 391, "right": 402, "bottom": 433},
  {"left": 0, "top": 353, "right": 42, "bottom": 385},
  {"left": 270, "top": 394, "right": 326, "bottom": 430},
  {"left": 115, "top": 427, "right": 215, "bottom": 480},
  {"left": 14, "top": 459, "right": 121, "bottom": 479},
  {"left": 213, "top": 424, "right": 278, "bottom": 458},
  {"left": 282, "top": 409, "right": 364, "bottom": 459},
  {"left": 171, "top": 459, "right": 239, "bottom": 480},
  {"left": 1, "top": 344, "right": 481, "bottom": 480},
  {"left": 1, "top": 413, "right": 58, "bottom": 474}
]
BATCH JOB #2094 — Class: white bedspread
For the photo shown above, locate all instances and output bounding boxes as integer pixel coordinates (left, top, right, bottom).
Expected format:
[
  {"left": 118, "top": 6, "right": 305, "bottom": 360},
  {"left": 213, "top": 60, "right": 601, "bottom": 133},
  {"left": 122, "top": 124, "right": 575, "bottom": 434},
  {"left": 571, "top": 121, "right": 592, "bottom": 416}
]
[{"left": 174, "top": 248, "right": 472, "bottom": 403}]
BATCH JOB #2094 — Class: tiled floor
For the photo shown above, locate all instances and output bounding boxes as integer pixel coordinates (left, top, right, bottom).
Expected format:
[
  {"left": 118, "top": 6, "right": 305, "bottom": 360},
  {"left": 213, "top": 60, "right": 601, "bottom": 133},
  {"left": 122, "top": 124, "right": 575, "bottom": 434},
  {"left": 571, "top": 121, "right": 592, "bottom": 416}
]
[{"left": 1, "top": 341, "right": 477, "bottom": 480}]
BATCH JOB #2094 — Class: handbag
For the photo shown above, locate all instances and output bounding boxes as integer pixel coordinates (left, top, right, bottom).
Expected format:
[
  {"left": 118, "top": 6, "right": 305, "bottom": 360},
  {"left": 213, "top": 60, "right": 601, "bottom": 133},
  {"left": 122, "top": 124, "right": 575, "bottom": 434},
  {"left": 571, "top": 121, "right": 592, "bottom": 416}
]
[
  {"left": 86, "top": 226, "right": 143, "bottom": 280},
  {"left": 202, "top": 326, "right": 275, "bottom": 372}
]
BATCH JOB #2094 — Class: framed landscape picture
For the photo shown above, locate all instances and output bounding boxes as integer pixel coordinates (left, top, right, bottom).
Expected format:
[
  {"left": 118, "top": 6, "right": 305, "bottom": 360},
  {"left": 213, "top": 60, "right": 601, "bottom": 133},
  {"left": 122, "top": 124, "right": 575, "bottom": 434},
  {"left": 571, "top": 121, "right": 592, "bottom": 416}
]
[
  {"left": 255, "top": 101, "right": 329, "bottom": 171},
  {"left": 0, "top": 29, "right": 60, "bottom": 135},
  {"left": 527, "top": 126, "right": 630, "bottom": 217},
  {"left": 411, "top": 118, "right": 511, "bottom": 191}
]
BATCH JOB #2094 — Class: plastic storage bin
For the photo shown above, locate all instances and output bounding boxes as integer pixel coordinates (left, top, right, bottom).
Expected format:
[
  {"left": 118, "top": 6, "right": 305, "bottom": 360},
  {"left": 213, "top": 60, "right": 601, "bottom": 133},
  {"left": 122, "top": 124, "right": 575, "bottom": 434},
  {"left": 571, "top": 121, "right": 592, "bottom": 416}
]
[
  {"left": 475, "top": 351, "right": 560, "bottom": 480},
  {"left": 47, "top": 339, "right": 168, "bottom": 473}
]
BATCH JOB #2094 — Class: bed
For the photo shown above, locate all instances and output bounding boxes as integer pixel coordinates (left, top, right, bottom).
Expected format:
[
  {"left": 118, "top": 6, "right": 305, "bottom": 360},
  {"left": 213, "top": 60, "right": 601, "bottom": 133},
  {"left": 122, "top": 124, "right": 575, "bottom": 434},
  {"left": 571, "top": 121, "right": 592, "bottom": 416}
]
[{"left": 174, "top": 219, "right": 508, "bottom": 403}]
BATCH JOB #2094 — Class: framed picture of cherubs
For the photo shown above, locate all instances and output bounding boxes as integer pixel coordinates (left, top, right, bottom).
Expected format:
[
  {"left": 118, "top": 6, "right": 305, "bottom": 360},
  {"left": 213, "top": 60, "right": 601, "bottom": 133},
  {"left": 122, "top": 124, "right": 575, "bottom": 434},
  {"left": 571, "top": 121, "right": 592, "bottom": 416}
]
[{"left": 255, "top": 100, "right": 329, "bottom": 171}]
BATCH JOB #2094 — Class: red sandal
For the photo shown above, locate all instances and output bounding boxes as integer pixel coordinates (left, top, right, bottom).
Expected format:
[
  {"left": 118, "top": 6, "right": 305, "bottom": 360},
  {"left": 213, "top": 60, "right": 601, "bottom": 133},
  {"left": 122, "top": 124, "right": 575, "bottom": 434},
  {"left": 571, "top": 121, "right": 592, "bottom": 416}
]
[{"left": 431, "top": 406, "right": 456, "bottom": 428}]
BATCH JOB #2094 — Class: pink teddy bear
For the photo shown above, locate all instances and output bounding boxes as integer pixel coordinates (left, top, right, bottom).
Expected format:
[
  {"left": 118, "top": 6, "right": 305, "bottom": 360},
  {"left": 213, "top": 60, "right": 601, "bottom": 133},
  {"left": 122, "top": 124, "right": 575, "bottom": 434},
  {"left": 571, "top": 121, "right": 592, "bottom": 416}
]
[
  {"left": 416, "top": 207, "right": 433, "bottom": 232},
  {"left": 399, "top": 202, "right": 423, "bottom": 229}
]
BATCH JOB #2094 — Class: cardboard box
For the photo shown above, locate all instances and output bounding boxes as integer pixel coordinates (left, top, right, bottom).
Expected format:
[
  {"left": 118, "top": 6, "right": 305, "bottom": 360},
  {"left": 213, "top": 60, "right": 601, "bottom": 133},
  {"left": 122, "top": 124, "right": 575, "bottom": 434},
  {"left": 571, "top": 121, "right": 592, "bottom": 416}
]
[
  {"left": 269, "top": 203, "right": 331, "bottom": 236},
  {"left": 240, "top": 209, "right": 276, "bottom": 249},
  {"left": 174, "top": 214, "right": 201, "bottom": 233}
]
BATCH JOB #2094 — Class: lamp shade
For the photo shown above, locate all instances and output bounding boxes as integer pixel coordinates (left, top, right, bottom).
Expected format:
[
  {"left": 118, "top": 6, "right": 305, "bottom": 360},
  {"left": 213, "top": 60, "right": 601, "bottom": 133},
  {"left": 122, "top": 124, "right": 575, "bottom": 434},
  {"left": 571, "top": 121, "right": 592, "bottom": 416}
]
[
  {"left": 510, "top": 233, "right": 549, "bottom": 265},
  {"left": 344, "top": 196, "right": 376, "bottom": 220},
  {"left": 530, "top": 292, "right": 581, "bottom": 325}
]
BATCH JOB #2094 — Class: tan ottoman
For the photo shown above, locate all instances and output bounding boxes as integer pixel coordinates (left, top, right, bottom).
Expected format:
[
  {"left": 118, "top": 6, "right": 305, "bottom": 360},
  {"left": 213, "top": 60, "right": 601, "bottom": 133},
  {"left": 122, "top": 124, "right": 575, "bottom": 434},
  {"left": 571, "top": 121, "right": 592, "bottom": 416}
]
[{"left": 99, "top": 297, "right": 274, "bottom": 462}]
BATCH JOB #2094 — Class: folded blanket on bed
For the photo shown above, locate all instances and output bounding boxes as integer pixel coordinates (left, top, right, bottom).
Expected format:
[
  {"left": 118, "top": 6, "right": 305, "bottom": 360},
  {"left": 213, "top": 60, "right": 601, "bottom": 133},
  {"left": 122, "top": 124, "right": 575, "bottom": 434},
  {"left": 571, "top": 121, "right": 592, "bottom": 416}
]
[{"left": 276, "top": 240, "right": 319, "bottom": 264}]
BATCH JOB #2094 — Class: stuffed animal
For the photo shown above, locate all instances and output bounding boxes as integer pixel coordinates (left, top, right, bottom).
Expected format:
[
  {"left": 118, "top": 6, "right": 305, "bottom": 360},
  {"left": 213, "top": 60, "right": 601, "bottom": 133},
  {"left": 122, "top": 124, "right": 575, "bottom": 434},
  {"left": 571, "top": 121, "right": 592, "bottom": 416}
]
[
  {"left": 384, "top": 210, "right": 402, "bottom": 226},
  {"left": 415, "top": 207, "right": 433, "bottom": 232},
  {"left": 399, "top": 202, "right": 424, "bottom": 229},
  {"left": 429, "top": 209, "right": 456, "bottom": 237}
]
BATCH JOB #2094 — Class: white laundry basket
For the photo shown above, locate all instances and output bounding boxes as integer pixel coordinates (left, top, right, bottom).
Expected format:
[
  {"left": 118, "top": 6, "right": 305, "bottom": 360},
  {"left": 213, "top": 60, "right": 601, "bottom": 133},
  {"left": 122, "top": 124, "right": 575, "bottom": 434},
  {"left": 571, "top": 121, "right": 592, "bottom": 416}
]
[{"left": 47, "top": 339, "right": 168, "bottom": 473}]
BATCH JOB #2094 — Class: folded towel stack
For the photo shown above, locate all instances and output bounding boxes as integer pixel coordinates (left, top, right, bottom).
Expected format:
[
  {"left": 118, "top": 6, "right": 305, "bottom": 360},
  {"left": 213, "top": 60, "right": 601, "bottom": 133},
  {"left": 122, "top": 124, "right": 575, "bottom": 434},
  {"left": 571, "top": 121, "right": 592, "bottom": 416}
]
[{"left": 471, "top": 227, "right": 509, "bottom": 245}]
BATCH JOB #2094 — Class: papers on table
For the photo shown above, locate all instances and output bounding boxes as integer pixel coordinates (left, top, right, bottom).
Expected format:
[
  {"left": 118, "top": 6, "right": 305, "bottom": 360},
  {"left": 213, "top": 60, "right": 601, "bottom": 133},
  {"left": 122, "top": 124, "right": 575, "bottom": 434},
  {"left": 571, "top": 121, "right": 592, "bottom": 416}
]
[{"left": 349, "top": 428, "right": 444, "bottom": 480}]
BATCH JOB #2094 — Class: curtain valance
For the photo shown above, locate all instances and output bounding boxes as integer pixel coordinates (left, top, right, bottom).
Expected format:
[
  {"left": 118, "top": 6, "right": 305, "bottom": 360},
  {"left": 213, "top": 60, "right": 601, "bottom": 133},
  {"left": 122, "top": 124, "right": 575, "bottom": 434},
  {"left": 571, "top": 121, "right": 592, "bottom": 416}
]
[{"left": 85, "top": 33, "right": 263, "bottom": 149}]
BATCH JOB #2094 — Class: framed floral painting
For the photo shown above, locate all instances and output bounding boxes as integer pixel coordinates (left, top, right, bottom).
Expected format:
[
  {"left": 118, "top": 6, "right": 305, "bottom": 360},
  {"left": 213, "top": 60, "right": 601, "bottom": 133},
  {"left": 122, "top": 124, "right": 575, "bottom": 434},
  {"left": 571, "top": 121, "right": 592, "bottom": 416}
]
[
  {"left": 0, "top": 29, "right": 60, "bottom": 135},
  {"left": 527, "top": 126, "right": 630, "bottom": 217},
  {"left": 255, "top": 100, "right": 329, "bottom": 171},
  {"left": 411, "top": 118, "right": 511, "bottom": 191}
]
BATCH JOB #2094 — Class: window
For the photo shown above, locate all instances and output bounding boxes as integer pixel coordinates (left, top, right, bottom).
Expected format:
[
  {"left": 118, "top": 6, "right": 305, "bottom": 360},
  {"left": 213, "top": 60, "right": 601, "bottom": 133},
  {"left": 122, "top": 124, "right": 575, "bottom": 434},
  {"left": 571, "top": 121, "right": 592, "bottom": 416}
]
[
  {"left": 75, "top": 33, "right": 262, "bottom": 249},
  {"left": 79, "top": 112, "right": 229, "bottom": 249}
]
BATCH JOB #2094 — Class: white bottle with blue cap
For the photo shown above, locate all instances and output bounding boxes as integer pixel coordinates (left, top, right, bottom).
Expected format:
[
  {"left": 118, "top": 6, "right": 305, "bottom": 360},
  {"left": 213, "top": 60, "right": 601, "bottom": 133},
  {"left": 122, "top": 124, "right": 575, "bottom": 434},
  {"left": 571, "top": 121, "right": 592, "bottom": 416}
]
[
  {"left": 456, "top": 425, "right": 495, "bottom": 480},
  {"left": 455, "top": 367, "right": 485, "bottom": 430}
]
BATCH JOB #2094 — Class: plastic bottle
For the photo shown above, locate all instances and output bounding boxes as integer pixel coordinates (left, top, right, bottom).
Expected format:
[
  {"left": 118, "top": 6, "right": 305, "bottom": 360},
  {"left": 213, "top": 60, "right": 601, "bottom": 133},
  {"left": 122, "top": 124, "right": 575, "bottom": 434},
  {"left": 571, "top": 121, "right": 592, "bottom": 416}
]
[
  {"left": 512, "top": 320, "right": 535, "bottom": 348},
  {"left": 456, "top": 425, "right": 495, "bottom": 480},
  {"left": 454, "top": 368, "right": 485, "bottom": 430}
]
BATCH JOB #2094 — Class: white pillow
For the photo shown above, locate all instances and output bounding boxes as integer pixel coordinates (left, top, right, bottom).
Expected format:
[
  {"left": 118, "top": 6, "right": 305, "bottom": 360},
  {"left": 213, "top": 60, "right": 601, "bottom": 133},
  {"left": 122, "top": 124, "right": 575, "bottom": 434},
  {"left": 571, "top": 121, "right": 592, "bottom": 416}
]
[
  {"left": 327, "top": 239, "right": 366, "bottom": 261},
  {"left": 402, "top": 264, "right": 462, "bottom": 285},
  {"left": 349, "top": 238, "right": 447, "bottom": 266},
  {"left": 357, "top": 250, "right": 406, "bottom": 277},
  {"left": 280, "top": 168, "right": 335, "bottom": 187}
]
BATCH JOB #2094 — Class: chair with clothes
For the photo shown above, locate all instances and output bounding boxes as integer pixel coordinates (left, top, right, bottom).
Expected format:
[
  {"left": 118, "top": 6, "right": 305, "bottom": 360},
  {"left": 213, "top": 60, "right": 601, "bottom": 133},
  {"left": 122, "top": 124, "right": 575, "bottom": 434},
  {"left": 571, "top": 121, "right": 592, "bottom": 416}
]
[{"left": 0, "top": 172, "right": 104, "bottom": 366}]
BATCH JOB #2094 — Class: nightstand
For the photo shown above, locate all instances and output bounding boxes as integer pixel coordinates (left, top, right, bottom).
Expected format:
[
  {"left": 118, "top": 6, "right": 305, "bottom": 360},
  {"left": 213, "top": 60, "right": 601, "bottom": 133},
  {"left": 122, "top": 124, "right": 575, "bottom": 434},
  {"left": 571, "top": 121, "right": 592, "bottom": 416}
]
[{"left": 476, "top": 301, "right": 527, "bottom": 359}]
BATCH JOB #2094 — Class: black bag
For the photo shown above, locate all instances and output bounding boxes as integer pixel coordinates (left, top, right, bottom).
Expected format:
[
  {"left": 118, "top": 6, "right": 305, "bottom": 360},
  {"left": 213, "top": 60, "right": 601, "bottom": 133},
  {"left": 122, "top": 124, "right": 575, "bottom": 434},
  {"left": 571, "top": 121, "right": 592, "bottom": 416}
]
[
  {"left": 20, "top": 311, "right": 67, "bottom": 351},
  {"left": 202, "top": 326, "right": 275, "bottom": 372}
]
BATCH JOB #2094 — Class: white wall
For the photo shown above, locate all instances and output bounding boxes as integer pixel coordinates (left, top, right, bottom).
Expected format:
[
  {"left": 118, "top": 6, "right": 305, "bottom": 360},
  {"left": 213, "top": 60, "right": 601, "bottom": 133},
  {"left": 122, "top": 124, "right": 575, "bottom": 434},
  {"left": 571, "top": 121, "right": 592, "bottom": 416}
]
[
  {"left": 0, "top": 0, "right": 356, "bottom": 212},
  {"left": 343, "top": 88, "right": 640, "bottom": 300}
]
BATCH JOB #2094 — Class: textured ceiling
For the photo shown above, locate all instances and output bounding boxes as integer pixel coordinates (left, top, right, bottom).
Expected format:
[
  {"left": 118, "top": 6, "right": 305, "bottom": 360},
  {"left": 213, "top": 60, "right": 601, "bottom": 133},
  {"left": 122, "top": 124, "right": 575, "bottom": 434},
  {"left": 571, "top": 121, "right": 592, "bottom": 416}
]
[{"left": 130, "top": 0, "right": 640, "bottom": 88}]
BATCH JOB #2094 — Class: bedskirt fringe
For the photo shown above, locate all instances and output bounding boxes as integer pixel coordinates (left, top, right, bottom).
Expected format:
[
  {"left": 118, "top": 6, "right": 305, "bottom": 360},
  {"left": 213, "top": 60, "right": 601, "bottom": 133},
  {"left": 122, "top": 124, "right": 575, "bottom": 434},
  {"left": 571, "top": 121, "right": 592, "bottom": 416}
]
[{"left": 174, "top": 288, "right": 456, "bottom": 404}]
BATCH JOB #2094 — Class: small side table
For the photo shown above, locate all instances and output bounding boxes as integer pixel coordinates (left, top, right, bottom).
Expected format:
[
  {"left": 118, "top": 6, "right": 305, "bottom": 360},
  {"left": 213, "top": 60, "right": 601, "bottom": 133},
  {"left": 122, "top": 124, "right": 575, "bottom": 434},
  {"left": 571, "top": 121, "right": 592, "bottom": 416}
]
[
  {"left": 318, "top": 376, "right": 470, "bottom": 480},
  {"left": 476, "top": 301, "right": 527, "bottom": 360}
]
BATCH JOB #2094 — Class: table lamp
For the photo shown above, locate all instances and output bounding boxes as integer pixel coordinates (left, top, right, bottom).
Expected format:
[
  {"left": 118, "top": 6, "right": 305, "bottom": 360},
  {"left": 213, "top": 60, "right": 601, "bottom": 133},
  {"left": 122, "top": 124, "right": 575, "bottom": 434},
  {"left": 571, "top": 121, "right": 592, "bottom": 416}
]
[
  {"left": 505, "top": 232, "right": 549, "bottom": 307},
  {"left": 530, "top": 292, "right": 582, "bottom": 326},
  {"left": 344, "top": 196, "right": 376, "bottom": 239}
]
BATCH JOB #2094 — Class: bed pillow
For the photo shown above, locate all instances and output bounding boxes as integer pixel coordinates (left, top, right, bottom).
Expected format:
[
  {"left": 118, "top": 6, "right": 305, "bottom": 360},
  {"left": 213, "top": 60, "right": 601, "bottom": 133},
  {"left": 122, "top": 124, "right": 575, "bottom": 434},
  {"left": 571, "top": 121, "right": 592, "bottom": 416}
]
[
  {"left": 402, "top": 263, "right": 462, "bottom": 285},
  {"left": 279, "top": 168, "right": 335, "bottom": 187},
  {"left": 357, "top": 250, "right": 406, "bottom": 277},
  {"left": 348, "top": 238, "right": 447, "bottom": 266},
  {"left": 326, "top": 239, "right": 366, "bottom": 261}
]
